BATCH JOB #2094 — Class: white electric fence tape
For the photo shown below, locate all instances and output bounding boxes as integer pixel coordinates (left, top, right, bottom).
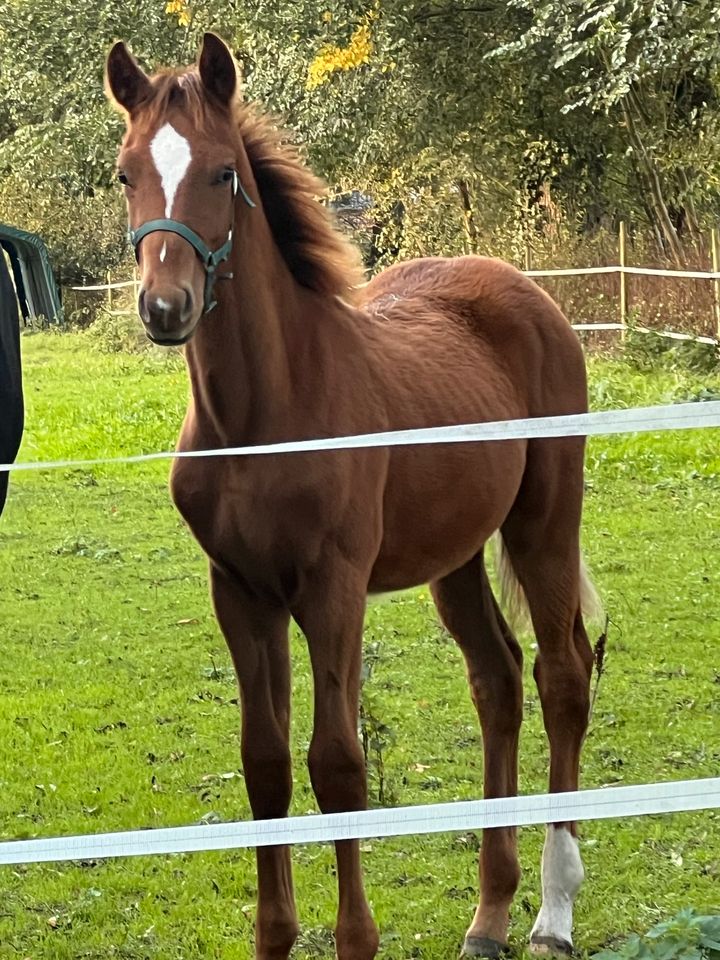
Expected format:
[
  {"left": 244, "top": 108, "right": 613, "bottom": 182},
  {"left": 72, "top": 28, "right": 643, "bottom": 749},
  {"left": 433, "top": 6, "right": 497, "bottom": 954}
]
[
  {"left": 573, "top": 323, "right": 718, "bottom": 344},
  {"left": 0, "top": 778, "right": 717, "bottom": 866},
  {"left": 71, "top": 279, "right": 138, "bottom": 291},
  {"left": 3, "top": 401, "right": 720, "bottom": 474},
  {"left": 73, "top": 264, "right": 720, "bottom": 290}
]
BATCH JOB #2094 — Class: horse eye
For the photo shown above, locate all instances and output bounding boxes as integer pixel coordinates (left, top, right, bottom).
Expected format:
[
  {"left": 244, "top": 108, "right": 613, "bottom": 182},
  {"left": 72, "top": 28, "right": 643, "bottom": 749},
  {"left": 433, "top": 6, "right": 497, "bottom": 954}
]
[
  {"left": 218, "top": 168, "right": 235, "bottom": 184},
  {"left": 117, "top": 171, "right": 130, "bottom": 186}
]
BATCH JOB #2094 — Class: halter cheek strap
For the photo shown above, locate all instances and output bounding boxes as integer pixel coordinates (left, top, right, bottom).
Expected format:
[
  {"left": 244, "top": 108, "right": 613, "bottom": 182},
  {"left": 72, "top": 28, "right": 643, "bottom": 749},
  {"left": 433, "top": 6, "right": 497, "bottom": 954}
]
[{"left": 128, "top": 174, "right": 255, "bottom": 315}]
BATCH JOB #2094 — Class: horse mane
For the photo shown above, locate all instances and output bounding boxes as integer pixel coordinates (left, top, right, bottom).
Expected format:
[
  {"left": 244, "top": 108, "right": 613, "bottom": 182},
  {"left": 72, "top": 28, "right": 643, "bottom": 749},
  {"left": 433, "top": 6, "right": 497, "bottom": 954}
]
[{"left": 144, "top": 70, "right": 365, "bottom": 302}]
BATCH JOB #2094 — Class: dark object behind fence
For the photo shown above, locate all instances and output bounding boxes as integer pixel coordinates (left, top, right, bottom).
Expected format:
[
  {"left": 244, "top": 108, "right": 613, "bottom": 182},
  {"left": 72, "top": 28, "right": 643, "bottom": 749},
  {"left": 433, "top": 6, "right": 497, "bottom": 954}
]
[{"left": 0, "top": 251, "right": 24, "bottom": 516}]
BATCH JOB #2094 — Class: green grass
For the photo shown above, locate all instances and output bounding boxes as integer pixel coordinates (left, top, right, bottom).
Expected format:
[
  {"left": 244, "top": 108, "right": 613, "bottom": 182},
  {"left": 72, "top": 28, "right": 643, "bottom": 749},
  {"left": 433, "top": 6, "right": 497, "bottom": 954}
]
[{"left": 0, "top": 332, "right": 718, "bottom": 959}]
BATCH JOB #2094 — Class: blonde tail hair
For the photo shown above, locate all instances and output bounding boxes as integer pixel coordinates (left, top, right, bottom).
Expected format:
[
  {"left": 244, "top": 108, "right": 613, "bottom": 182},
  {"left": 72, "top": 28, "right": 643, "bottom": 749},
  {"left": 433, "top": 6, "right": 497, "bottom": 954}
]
[{"left": 492, "top": 532, "right": 603, "bottom": 633}]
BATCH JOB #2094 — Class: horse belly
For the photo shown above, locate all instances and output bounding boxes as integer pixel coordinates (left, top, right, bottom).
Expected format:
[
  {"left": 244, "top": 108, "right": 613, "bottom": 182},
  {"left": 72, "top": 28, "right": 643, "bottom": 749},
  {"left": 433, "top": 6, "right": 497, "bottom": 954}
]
[{"left": 369, "top": 440, "right": 526, "bottom": 591}]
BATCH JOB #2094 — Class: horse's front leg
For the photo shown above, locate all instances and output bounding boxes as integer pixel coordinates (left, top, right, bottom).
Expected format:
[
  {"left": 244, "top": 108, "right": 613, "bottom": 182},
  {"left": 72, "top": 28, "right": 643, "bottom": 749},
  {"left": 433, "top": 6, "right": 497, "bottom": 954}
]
[
  {"left": 210, "top": 566, "right": 298, "bottom": 960},
  {"left": 293, "top": 569, "right": 380, "bottom": 960}
]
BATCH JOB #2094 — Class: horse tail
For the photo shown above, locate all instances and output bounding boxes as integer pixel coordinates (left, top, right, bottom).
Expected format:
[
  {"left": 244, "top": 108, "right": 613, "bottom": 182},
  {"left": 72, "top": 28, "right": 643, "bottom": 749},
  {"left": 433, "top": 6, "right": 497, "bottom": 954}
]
[{"left": 491, "top": 533, "right": 603, "bottom": 633}]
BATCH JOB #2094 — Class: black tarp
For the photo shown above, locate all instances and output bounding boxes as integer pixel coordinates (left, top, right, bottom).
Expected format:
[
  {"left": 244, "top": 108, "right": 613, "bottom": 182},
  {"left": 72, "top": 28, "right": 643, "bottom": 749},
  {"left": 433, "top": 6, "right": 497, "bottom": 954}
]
[
  {"left": 0, "top": 223, "right": 62, "bottom": 324},
  {"left": 0, "top": 251, "right": 24, "bottom": 516}
]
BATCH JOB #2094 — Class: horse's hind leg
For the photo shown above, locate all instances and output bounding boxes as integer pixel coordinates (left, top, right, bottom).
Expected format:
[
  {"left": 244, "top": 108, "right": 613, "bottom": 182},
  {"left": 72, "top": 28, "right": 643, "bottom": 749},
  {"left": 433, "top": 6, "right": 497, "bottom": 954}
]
[
  {"left": 431, "top": 552, "right": 524, "bottom": 958},
  {"left": 499, "top": 436, "right": 596, "bottom": 956}
]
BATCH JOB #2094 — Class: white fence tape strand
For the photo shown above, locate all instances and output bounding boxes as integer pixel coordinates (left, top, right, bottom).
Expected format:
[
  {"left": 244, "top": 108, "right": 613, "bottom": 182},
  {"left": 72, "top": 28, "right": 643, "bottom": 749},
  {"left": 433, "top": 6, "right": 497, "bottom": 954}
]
[
  {"left": 73, "top": 265, "right": 720, "bottom": 291},
  {"left": 634, "top": 326, "right": 718, "bottom": 346},
  {"left": 573, "top": 323, "right": 718, "bottom": 344},
  {"left": 0, "top": 777, "right": 717, "bottom": 866},
  {"left": 70, "top": 279, "right": 137, "bottom": 291},
  {"left": 571, "top": 323, "right": 718, "bottom": 345},
  {"left": 3, "top": 401, "right": 720, "bottom": 475},
  {"left": 573, "top": 323, "right": 628, "bottom": 332},
  {"left": 526, "top": 265, "right": 720, "bottom": 280}
]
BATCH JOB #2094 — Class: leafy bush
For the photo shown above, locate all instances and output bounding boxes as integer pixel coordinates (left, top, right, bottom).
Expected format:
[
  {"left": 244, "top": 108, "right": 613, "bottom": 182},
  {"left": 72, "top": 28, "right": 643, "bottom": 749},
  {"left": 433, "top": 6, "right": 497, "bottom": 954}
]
[
  {"left": 623, "top": 327, "right": 720, "bottom": 375},
  {"left": 84, "top": 309, "right": 154, "bottom": 354},
  {"left": 0, "top": 173, "right": 129, "bottom": 284},
  {"left": 594, "top": 910, "right": 720, "bottom": 960}
]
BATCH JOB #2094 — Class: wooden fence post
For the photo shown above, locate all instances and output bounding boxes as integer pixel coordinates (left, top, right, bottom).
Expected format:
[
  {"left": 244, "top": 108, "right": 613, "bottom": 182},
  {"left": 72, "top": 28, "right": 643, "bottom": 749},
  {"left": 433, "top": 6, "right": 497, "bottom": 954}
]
[
  {"left": 619, "top": 221, "right": 627, "bottom": 340},
  {"left": 711, "top": 227, "right": 720, "bottom": 340}
]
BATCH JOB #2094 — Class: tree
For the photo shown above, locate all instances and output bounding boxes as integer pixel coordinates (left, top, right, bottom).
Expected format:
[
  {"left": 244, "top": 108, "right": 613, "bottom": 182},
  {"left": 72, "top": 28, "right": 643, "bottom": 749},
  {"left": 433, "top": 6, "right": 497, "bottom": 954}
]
[
  {"left": 489, "top": 0, "right": 720, "bottom": 260},
  {"left": 1, "top": 0, "right": 719, "bottom": 282}
]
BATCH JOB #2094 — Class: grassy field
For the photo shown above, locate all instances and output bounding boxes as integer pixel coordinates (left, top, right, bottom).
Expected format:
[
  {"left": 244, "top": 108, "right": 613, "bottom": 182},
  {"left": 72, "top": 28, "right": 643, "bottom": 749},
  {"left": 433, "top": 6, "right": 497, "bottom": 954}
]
[{"left": 0, "top": 332, "right": 718, "bottom": 959}]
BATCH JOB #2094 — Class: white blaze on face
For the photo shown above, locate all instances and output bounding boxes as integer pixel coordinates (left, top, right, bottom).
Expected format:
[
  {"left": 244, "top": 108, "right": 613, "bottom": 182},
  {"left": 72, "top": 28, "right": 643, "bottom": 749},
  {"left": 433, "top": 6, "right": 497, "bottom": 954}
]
[
  {"left": 530, "top": 826, "right": 584, "bottom": 951},
  {"left": 159, "top": 242, "right": 167, "bottom": 263},
  {"left": 149, "top": 123, "right": 192, "bottom": 218}
]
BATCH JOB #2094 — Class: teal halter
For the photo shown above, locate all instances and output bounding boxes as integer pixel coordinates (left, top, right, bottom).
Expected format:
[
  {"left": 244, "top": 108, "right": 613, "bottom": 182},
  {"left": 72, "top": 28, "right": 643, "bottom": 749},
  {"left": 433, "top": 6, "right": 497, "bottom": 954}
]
[{"left": 128, "top": 174, "right": 255, "bottom": 315}]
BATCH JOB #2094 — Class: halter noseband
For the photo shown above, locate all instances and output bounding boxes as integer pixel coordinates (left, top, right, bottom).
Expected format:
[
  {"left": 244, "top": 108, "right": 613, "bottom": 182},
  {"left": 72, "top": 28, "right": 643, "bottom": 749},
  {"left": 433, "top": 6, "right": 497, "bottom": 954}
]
[{"left": 128, "top": 174, "right": 255, "bottom": 315}]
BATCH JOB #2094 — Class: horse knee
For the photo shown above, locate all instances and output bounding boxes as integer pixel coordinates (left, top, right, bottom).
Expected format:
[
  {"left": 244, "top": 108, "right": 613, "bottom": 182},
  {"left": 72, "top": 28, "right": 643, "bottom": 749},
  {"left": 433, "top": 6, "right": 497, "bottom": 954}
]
[
  {"left": 242, "top": 738, "right": 293, "bottom": 819},
  {"left": 308, "top": 733, "right": 367, "bottom": 813}
]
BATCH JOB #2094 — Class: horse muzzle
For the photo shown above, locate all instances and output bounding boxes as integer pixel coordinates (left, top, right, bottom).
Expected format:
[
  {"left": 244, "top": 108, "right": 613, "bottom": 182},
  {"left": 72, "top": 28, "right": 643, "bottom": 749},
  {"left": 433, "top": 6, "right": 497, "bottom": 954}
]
[{"left": 139, "top": 285, "right": 198, "bottom": 345}]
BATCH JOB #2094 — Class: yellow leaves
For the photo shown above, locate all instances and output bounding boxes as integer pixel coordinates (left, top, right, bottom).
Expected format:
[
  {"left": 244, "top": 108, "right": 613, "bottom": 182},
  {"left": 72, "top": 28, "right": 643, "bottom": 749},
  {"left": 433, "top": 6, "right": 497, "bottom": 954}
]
[
  {"left": 165, "top": 0, "right": 191, "bottom": 28},
  {"left": 307, "top": 7, "right": 376, "bottom": 90}
]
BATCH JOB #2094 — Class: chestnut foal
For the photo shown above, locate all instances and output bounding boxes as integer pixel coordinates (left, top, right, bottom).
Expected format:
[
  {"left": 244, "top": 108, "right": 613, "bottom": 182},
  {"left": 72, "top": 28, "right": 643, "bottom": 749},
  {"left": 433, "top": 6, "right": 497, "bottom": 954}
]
[{"left": 106, "top": 34, "right": 599, "bottom": 960}]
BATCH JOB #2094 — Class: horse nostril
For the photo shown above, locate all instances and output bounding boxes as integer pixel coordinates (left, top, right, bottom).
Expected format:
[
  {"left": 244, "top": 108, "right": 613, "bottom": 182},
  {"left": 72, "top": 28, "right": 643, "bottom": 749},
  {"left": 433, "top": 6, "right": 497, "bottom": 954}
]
[
  {"left": 183, "top": 288, "right": 193, "bottom": 317},
  {"left": 138, "top": 290, "right": 147, "bottom": 319}
]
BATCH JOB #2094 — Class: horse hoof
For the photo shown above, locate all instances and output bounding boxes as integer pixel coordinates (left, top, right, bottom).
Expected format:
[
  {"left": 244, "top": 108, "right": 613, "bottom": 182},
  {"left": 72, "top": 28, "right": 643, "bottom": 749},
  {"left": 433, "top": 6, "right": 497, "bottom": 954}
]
[
  {"left": 529, "top": 935, "right": 575, "bottom": 957},
  {"left": 462, "top": 935, "right": 511, "bottom": 958}
]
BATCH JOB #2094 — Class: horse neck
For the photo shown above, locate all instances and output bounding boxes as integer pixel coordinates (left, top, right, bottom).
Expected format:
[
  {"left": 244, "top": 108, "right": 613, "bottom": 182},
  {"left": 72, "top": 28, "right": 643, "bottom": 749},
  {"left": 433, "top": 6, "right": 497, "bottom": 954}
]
[{"left": 183, "top": 206, "right": 302, "bottom": 445}]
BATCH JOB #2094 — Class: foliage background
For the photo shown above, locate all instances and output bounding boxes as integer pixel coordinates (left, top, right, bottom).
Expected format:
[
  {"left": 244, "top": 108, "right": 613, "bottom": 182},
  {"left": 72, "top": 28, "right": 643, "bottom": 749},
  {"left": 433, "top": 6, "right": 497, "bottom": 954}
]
[{"left": 2, "top": 0, "right": 720, "bottom": 302}]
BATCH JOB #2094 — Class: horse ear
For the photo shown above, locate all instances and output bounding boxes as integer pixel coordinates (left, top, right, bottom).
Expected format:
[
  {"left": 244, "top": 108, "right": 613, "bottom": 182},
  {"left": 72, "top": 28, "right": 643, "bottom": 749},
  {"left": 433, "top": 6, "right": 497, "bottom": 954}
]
[
  {"left": 199, "top": 33, "right": 238, "bottom": 106},
  {"left": 105, "top": 42, "right": 152, "bottom": 114}
]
